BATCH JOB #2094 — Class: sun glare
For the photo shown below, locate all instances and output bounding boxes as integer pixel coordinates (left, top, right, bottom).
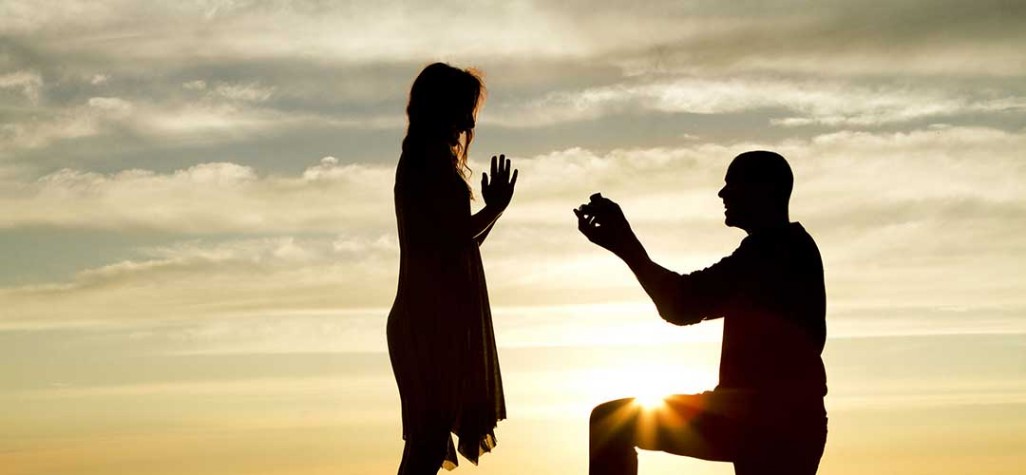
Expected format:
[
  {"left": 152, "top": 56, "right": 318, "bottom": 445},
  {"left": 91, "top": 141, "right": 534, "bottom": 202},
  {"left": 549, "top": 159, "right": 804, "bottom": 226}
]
[
  {"left": 584, "top": 364, "right": 714, "bottom": 411},
  {"left": 634, "top": 392, "right": 668, "bottom": 410}
]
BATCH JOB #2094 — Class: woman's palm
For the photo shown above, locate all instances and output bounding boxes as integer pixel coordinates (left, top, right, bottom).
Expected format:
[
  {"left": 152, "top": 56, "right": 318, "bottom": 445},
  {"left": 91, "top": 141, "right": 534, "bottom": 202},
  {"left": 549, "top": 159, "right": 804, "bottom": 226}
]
[{"left": 481, "top": 154, "right": 518, "bottom": 210}]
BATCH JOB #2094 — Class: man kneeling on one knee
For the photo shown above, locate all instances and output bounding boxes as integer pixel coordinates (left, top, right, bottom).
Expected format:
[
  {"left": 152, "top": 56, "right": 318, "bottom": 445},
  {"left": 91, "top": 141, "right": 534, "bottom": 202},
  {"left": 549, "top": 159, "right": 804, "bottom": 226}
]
[{"left": 574, "top": 151, "right": 829, "bottom": 475}]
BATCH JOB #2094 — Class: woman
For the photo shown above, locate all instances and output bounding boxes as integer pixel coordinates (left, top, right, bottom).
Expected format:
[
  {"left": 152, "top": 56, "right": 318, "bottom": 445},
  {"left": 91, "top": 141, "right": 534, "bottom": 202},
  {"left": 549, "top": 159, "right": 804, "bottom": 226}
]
[{"left": 387, "top": 62, "right": 518, "bottom": 474}]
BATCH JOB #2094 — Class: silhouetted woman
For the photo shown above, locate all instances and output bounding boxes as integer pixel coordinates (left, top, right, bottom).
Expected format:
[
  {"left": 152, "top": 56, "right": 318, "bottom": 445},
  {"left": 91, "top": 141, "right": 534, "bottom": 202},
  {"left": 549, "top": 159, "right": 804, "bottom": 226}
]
[{"left": 388, "top": 63, "right": 517, "bottom": 474}]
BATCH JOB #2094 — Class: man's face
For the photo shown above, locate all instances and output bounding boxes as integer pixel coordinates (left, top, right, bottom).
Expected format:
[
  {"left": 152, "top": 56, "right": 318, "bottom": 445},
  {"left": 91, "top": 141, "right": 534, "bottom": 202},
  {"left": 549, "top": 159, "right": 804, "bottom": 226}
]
[
  {"left": 718, "top": 175, "right": 741, "bottom": 228},
  {"left": 717, "top": 167, "right": 759, "bottom": 229}
]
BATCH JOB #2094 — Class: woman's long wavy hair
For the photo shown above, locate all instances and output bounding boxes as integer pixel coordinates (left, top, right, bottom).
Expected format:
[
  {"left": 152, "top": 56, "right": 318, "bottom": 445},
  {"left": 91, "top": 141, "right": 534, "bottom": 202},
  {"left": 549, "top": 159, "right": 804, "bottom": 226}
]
[{"left": 404, "top": 62, "right": 485, "bottom": 187}]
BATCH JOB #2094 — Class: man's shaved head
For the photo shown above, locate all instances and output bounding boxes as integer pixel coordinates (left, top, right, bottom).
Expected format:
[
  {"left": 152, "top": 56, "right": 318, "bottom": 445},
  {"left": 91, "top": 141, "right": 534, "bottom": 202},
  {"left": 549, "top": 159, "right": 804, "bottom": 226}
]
[
  {"left": 726, "top": 151, "right": 793, "bottom": 204},
  {"left": 719, "top": 151, "right": 794, "bottom": 232}
]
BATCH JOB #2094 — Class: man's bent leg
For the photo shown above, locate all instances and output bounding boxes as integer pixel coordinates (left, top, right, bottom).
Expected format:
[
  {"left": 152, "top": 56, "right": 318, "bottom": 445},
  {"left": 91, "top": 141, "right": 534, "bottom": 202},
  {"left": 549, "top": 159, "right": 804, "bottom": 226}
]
[
  {"left": 590, "top": 393, "right": 743, "bottom": 475},
  {"left": 590, "top": 398, "right": 640, "bottom": 475}
]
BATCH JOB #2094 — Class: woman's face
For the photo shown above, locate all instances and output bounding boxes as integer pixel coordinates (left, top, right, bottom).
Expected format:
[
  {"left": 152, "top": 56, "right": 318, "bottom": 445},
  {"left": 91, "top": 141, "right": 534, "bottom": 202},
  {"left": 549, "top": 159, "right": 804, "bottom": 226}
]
[
  {"left": 450, "top": 103, "right": 477, "bottom": 139},
  {"left": 459, "top": 110, "right": 476, "bottom": 132}
]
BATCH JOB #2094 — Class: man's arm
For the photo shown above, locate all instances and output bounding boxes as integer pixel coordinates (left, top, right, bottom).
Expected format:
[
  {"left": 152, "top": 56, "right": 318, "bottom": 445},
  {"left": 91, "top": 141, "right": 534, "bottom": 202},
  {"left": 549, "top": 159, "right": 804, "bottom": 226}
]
[
  {"left": 618, "top": 245, "right": 701, "bottom": 325},
  {"left": 575, "top": 194, "right": 704, "bottom": 325}
]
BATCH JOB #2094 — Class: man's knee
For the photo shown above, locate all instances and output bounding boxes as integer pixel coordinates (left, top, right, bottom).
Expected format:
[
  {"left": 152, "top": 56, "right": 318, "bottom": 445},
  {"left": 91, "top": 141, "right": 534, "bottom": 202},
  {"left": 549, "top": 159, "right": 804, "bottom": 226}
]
[{"left": 590, "top": 397, "right": 638, "bottom": 427}]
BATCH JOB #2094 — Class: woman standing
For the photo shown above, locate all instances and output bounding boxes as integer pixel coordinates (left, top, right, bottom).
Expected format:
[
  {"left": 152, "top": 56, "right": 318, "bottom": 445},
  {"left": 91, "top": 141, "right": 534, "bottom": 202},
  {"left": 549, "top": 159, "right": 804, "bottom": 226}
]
[{"left": 387, "top": 63, "right": 517, "bottom": 474}]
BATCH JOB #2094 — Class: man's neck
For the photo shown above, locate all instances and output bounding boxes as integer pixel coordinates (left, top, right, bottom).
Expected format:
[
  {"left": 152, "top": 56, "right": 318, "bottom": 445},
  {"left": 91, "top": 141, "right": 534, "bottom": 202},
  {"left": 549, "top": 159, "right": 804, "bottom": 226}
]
[{"left": 743, "top": 215, "right": 791, "bottom": 236}]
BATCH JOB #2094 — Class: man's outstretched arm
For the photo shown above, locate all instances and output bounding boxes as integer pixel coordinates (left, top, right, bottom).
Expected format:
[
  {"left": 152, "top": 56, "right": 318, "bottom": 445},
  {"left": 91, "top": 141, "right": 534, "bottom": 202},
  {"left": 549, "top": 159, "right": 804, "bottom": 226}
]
[{"left": 574, "top": 194, "right": 702, "bottom": 325}]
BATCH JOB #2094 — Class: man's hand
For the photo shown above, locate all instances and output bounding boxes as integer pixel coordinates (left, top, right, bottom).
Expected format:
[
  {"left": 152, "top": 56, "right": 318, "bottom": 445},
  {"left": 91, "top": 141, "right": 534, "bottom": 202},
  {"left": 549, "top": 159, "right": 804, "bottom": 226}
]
[
  {"left": 481, "top": 154, "right": 518, "bottom": 211},
  {"left": 574, "top": 193, "right": 645, "bottom": 261}
]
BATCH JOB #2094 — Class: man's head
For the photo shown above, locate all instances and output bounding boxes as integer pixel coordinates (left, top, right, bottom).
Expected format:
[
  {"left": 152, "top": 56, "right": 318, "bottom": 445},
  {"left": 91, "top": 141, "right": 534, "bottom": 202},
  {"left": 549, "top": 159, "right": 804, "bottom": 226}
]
[{"left": 717, "top": 151, "right": 793, "bottom": 231}]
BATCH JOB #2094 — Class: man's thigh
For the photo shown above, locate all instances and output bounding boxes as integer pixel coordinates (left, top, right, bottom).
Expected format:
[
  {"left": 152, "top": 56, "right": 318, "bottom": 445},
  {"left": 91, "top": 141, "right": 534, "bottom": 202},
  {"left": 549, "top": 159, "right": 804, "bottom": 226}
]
[
  {"left": 630, "top": 392, "right": 747, "bottom": 462},
  {"left": 593, "top": 390, "right": 827, "bottom": 472}
]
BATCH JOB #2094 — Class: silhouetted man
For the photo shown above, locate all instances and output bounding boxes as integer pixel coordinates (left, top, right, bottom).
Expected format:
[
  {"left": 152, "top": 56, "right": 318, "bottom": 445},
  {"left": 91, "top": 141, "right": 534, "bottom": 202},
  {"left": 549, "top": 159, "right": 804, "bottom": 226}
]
[{"left": 574, "top": 151, "right": 827, "bottom": 475}]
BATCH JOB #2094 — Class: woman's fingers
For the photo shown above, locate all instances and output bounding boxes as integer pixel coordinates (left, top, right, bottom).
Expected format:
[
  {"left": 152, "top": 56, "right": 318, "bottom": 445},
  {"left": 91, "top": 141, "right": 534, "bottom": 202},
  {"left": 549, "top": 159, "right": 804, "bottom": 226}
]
[{"left": 487, "top": 153, "right": 517, "bottom": 188}]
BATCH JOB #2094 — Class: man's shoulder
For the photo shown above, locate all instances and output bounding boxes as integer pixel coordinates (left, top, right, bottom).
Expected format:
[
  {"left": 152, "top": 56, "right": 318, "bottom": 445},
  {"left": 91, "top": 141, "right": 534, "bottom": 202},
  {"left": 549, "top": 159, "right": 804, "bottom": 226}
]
[
  {"left": 789, "top": 222, "right": 822, "bottom": 254},
  {"left": 734, "top": 222, "right": 822, "bottom": 268}
]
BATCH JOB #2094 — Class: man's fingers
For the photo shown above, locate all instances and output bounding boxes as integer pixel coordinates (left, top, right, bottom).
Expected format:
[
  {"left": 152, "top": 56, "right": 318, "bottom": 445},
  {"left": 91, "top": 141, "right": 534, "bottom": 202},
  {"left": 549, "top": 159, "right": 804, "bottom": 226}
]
[
  {"left": 588, "top": 193, "right": 617, "bottom": 213},
  {"left": 591, "top": 195, "right": 620, "bottom": 215},
  {"left": 510, "top": 169, "right": 518, "bottom": 187},
  {"left": 481, "top": 172, "right": 488, "bottom": 188},
  {"left": 574, "top": 208, "right": 593, "bottom": 228},
  {"left": 574, "top": 209, "right": 590, "bottom": 232},
  {"left": 491, "top": 155, "right": 498, "bottom": 178}
]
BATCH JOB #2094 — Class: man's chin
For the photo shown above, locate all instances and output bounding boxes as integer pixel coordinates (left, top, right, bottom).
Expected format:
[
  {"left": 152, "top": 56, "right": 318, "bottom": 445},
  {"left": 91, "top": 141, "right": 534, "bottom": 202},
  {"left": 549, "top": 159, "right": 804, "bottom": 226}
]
[{"left": 724, "top": 214, "right": 744, "bottom": 229}]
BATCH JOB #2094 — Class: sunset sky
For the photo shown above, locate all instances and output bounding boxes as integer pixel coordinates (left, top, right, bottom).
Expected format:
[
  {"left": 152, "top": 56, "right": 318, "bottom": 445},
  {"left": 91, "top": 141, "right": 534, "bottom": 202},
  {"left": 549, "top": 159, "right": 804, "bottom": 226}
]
[{"left": 1, "top": 1, "right": 1025, "bottom": 474}]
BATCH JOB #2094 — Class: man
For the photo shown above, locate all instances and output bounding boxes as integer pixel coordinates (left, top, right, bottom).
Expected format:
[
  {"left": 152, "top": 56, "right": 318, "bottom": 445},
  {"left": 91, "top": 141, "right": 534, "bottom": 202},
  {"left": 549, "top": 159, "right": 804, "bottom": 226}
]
[{"left": 574, "top": 151, "right": 828, "bottom": 475}]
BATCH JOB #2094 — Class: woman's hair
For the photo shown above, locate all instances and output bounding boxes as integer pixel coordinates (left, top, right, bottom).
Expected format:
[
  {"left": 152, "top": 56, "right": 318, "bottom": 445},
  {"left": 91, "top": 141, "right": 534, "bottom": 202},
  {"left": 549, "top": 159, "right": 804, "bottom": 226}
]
[{"left": 405, "top": 62, "right": 485, "bottom": 183}]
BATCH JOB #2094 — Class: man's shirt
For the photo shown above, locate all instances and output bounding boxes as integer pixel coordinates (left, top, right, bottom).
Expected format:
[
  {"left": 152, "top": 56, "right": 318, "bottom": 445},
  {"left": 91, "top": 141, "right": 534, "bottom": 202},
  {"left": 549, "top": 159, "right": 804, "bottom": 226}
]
[{"left": 667, "top": 222, "right": 827, "bottom": 397}]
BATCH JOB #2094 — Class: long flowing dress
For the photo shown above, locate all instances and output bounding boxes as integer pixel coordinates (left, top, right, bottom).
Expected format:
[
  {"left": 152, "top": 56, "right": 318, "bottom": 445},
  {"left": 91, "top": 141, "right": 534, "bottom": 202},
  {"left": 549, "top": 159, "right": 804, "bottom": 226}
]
[{"left": 387, "top": 141, "right": 506, "bottom": 470}]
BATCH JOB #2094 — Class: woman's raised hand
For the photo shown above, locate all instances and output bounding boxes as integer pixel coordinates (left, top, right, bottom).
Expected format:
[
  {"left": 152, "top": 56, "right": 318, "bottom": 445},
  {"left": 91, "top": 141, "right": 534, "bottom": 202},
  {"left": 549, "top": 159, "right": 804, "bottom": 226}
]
[{"left": 481, "top": 154, "right": 518, "bottom": 211}]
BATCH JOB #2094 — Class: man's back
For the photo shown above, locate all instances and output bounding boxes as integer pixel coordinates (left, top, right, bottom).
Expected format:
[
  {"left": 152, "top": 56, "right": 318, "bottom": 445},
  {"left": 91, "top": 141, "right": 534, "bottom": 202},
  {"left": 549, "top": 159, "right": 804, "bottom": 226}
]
[
  {"left": 723, "top": 223, "right": 826, "bottom": 395},
  {"left": 671, "top": 223, "right": 826, "bottom": 396}
]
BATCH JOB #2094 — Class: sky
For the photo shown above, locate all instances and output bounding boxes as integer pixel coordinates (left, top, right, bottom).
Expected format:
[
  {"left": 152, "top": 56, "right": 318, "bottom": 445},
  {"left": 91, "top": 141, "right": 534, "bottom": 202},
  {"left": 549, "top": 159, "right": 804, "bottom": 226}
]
[{"left": 1, "top": 0, "right": 1025, "bottom": 474}]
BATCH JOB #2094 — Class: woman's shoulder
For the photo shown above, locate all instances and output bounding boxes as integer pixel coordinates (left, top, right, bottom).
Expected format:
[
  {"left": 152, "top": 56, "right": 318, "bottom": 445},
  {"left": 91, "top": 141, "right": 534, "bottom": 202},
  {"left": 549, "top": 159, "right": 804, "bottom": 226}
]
[
  {"left": 401, "top": 138, "right": 453, "bottom": 164},
  {"left": 399, "top": 143, "right": 457, "bottom": 179}
]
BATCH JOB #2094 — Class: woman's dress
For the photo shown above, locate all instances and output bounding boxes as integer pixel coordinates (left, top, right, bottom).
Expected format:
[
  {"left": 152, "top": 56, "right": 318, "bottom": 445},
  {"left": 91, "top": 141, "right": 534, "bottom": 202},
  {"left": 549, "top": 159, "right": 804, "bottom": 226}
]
[{"left": 386, "top": 145, "right": 506, "bottom": 470}]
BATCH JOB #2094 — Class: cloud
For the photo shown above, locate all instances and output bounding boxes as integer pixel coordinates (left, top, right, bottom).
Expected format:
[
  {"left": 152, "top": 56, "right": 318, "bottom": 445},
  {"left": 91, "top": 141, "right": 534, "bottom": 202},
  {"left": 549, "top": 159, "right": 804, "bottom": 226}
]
[
  {"left": 0, "top": 92, "right": 395, "bottom": 154},
  {"left": 5, "top": 0, "right": 1021, "bottom": 75},
  {"left": 0, "top": 158, "right": 392, "bottom": 233},
  {"left": 212, "top": 82, "right": 275, "bottom": 102},
  {"left": 0, "top": 0, "right": 592, "bottom": 63},
  {"left": 0, "top": 70, "right": 42, "bottom": 103},
  {"left": 2, "top": 0, "right": 1022, "bottom": 180},
  {"left": 0, "top": 2, "right": 1023, "bottom": 332},
  {"left": 597, "top": 0, "right": 1026, "bottom": 77},
  {"left": 1, "top": 125, "right": 1023, "bottom": 328},
  {"left": 0, "top": 233, "right": 400, "bottom": 326},
  {"left": 488, "top": 77, "right": 1026, "bottom": 127}
]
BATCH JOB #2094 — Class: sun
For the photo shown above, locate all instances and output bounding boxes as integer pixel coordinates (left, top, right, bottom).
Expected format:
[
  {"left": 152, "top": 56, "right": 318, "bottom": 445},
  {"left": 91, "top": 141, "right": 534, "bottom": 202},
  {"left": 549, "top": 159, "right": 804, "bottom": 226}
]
[
  {"left": 598, "top": 365, "right": 685, "bottom": 410},
  {"left": 633, "top": 392, "right": 669, "bottom": 410},
  {"left": 576, "top": 362, "right": 716, "bottom": 413}
]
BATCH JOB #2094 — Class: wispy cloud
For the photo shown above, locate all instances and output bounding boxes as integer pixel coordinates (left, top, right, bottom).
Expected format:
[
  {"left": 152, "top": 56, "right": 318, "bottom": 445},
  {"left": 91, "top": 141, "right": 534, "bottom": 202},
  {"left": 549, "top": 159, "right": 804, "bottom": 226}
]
[
  {"left": 0, "top": 158, "right": 392, "bottom": 232},
  {"left": 489, "top": 77, "right": 1026, "bottom": 127},
  {"left": 1, "top": 126, "right": 1023, "bottom": 328},
  {"left": 0, "top": 70, "right": 42, "bottom": 103}
]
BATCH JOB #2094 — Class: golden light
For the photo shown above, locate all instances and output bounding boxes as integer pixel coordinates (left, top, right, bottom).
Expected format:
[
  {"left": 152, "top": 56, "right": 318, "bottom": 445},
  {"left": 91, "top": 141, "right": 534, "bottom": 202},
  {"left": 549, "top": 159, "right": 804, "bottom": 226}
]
[
  {"left": 633, "top": 393, "right": 668, "bottom": 410},
  {"left": 583, "top": 363, "right": 714, "bottom": 411}
]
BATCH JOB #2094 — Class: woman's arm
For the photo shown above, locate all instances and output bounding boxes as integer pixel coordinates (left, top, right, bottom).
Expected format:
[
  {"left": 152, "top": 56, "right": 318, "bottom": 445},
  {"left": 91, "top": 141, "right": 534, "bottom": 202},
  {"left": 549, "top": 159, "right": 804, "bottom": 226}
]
[
  {"left": 473, "top": 213, "right": 498, "bottom": 245},
  {"left": 471, "top": 206, "right": 501, "bottom": 243},
  {"left": 475, "top": 154, "right": 517, "bottom": 245}
]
